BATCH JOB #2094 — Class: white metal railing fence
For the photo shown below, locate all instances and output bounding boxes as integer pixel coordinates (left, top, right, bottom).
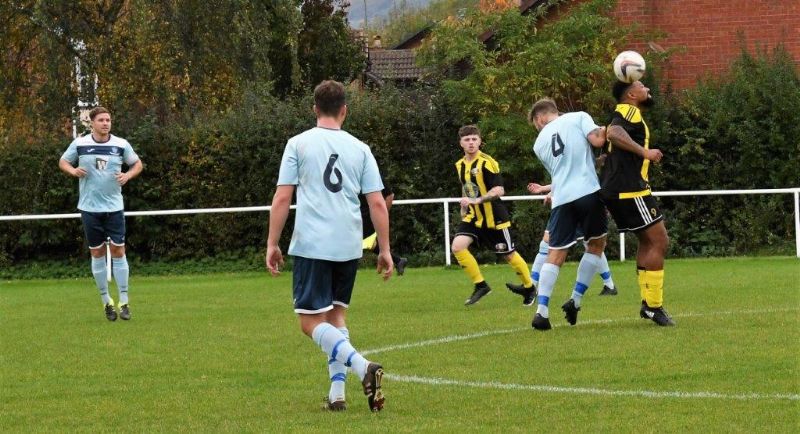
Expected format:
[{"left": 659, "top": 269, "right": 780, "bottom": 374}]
[{"left": 2, "top": 188, "right": 799, "bottom": 265}]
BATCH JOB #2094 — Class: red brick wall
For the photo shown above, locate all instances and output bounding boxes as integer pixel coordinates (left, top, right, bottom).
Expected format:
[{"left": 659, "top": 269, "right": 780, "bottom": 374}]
[{"left": 610, "top": 0, "right": 800, "bottom": 89}]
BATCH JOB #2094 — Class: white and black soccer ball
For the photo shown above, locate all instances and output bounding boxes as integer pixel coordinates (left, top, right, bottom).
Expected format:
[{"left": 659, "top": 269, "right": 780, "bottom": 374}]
[{"left": 613, "top": 51, "right": 646, "bottom": 83}]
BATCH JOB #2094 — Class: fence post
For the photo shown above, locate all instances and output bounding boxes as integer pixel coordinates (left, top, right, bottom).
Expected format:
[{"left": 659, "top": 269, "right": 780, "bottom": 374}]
[
  {"left": 619, "top": 232, "right": 626, "bottom": 262},
  {"left": 444, "top": 201, "right": 451, "bottom": 266}
]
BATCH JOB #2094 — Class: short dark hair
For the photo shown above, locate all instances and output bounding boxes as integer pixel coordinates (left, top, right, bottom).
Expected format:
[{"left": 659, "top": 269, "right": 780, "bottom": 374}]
[
  {"left": 458, "top": 124, "right": 481, "bottom": 138},
  {"left": 89, "top": 106, "right": 110, "bottom": 120},
  {"left": 528, "top": 98, "right": 558, "bottom": 124},
  {"left": 314, "top": 80, "right": 346, "bottom": 116},
  {"left": 612, "top": 81, "right": 632, "bottom": 103}
]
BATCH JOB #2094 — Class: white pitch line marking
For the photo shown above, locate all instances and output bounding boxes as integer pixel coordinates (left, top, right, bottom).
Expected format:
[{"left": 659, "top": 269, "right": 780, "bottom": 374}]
[
  {"left": 362, "top": 307, "right": 800, "bottom": 402},
  {"left": 387, "top": 374, "right": 800, "bottom": 401},
  {"left": 362, "top": 307, "right": 799, "bottom": 356}
]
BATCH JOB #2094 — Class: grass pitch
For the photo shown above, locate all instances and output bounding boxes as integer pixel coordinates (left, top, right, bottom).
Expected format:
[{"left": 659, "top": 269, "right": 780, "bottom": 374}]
[{"left": 2, "top": 257, "right": 798, "bottom": 432}]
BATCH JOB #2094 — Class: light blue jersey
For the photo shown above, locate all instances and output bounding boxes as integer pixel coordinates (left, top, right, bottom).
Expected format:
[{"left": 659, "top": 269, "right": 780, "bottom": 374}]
[
  {"left": 533, "top": 112, "right": 601, "bottom": 207},
  {"left": 61, "top": 134, "right": 140, "bottom": 212},
  {"left": 277, "top": 127, "right": 383, "bottom": 261}
]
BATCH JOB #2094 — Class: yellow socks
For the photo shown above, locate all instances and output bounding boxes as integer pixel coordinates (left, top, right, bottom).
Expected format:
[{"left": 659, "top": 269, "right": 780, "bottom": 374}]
[
  {"left": 638, "top": 269, "right": 665, "bottom": 308},
  {"left": 454, "top": 249, "right": 534, "bottom": 289},
  {"left": 454, "top": 249, "right": 484, "bottom": 284},
  {"left": 507, "top": 251, "right": 533, "bottom": 288}
]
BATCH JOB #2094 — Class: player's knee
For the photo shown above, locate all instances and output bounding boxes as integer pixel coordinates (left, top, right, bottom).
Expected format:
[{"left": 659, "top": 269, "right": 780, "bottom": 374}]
[
  {"left": 548, "top": 249, "right": 568, "bottom": 267},
  {"left": 299, "top": 320, "right": 317, "bottom": 338},
  {"left": 451, "top": 238, "right": 470, "bottom": 253},
  {"left": 586, "top": 238, "right": 606, "bottom": 255},
  {"left": 327, "top": 306, "right": 347, "bottom": 328}
]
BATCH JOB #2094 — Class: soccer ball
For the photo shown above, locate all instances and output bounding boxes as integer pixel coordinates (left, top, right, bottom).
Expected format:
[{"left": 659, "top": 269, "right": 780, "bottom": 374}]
[{"left": 613, "top": 51, "right": 646, "bottom": 83}]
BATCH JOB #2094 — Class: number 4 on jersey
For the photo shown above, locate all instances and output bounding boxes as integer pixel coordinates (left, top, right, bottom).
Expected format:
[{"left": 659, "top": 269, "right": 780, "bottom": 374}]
[{"left": 551, "top": 133, "right": 565, "bottom": 157}]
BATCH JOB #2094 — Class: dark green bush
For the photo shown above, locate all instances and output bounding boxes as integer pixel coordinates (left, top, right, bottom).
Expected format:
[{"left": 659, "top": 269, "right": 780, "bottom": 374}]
[{"left": 647, "top": 45, "right": 799, "bottom": 257}]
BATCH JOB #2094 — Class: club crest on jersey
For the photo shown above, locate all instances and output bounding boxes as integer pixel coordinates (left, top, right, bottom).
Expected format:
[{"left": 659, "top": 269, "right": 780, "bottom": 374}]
[
  {"left": 471, "top": 168, "right": 479, "bottom": 175},
  {"left": 109, "top": 147, "right": 119, "bottom": 155},
  {"left": 95, "top": 157, "right": 108, "bottom": 170}
]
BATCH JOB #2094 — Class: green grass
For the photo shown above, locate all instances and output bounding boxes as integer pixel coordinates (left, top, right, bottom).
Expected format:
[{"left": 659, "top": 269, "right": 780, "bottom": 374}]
[{"left": 2, "top": 257, "right": 798, "bottom": 432}]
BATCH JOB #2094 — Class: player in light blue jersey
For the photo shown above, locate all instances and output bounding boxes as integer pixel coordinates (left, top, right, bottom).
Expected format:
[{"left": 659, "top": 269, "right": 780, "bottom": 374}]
[
  {"left": 59, "top": 107, "right": 142, "bottom": 322},
  {"left": 529, "top": 98, "right": 608, "bottom": 331},
  {"left": 266, "top": 80, "right": 391, "bottom": 413},
  {"left": 524, "top": 182, "right": 617, "bottom": 297}
]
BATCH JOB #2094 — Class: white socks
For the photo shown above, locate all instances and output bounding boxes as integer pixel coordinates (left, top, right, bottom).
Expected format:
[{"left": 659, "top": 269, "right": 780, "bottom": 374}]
[
  {"left": 536, "top": 263, "right": 561, "bottom": 318},
  {"left": 328, "top": 327, "right": 349, "bottom": 401},
  {"left": 91, "top": 257, "right": 111, "bottom": 305},
  {"left": 312, "top": 323, "right": 368, "bottom": 381},
  {"left": 111, "top": 256, "right": 129, "bottom": 305}
]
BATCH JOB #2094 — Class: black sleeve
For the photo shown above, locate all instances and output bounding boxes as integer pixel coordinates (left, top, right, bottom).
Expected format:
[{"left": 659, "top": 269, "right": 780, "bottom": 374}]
[
  {"left": 482, "top": 166, "right": 504, "bottom": 189},
  {"left": 609, "top": 111, "right": 631, "bottom": 128}
]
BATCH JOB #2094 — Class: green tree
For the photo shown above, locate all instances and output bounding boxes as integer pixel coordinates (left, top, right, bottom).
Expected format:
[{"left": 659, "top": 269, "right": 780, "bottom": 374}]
[
  {"left": 366, "top": 0, "right": 478, "bottom": 47},
  {"left": 0, "top": 0, "right": 303, "bottom": 141},
  {"left": 417, "top": 0, "right": 642, "bottom": 191},
  {"left": 297, "top": 0, "right": 366, "bottom": 89}
]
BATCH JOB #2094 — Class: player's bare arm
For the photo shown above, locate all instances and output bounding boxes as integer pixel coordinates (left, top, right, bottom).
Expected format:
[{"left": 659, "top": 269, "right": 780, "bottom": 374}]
[
  {"left": 607, "top": 125, "right": 663, "bottom": 162},
  {"left": 366, "top": 190, "right": 393, "bottom": 280},
  {"left": 458, "top": 195, "right": 473, "bottom": 218},
  {"left": 266, "top": 185, "right": 294, "bottom": 276},
  {"left": 58, "top": 158, "right": 86, "bottom": 178},
  {"left": 116, "top": 160, "right": 143, "bottom": 186},
  {"left": 527, "top": 182, "right": 552, "bottom": 195},
  {"left": 471, "top": 185, "right": 504, "bottom": 206}
]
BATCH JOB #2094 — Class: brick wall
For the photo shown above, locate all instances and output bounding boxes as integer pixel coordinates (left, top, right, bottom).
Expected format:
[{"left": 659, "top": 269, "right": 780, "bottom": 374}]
[{"left": 610, "top": 0, "right": 800, "bottom": 89}]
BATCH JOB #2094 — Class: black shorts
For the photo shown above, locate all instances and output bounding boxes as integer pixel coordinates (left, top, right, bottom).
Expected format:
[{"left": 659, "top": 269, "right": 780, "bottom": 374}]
[
  {"left": 547, "top": 192, "right": 607, "bottom": 249},
  {"left": 603, "top": 194, "right": 663, "bottom": 232},
  {"left": 80, "top": 210, "right": 126, "bottom": 249},
  {"left": 292, "top": 256, "right": 359, "bottom": 314},
  {"left": 455, "top": 222, "right": 516, "bottom": 255}
]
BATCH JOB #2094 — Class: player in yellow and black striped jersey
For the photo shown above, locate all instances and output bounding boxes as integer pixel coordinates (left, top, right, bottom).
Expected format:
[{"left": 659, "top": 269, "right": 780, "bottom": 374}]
[
  {"left": 455, "top": 154, "right": 511, "bottom": 230},
  {"left": 452, "top": 125, "right": 535, "bottom": 307},
  {"left": 601, "top": 80, "right": 674, "bottom": 326}
]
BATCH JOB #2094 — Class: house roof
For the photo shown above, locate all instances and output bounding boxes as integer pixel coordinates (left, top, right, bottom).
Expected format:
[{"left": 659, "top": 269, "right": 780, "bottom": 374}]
[
  {"left": 480, "top": 0, "right": 548, "bottom": 42},
  {"left": 368, "top": 49, "right": 425, "bottom": 80},
  {"left": 392, "top": 24, "right": 435, "bottom": 50}
]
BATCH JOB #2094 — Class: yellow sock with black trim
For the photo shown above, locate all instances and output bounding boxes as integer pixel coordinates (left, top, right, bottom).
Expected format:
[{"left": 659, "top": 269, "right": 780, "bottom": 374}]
[
  {"left": 454, "top": 249, "right": 484, "bottom": 284},
  {"left": 507, "top": 251, "right": 533, "bottom": 288},
  {"left": 641, "top": 269, "right": 665, "bottom": 308}
]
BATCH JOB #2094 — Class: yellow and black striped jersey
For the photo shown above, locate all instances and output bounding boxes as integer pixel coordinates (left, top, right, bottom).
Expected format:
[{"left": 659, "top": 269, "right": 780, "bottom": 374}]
[
  {"left": 455, "top": 152, "right": 511, "bottom": 229},
  {"left": 600, "top": 103, "right": 653, "bottom": 199}
]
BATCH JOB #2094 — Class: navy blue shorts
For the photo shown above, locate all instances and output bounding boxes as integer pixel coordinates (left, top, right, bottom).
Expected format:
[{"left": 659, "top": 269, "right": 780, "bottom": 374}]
[
  {"left": 292, "top": 256, "right": 360, "bottom": 314},
  {"left": 547, "top": 192, "right": 607, "bottom": 249},
  {"left": 80, "top": 211, "right": 126, "bottom": 249},
  {"left": 545, "top": 215, "right": 588, "bottom": 240}
]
